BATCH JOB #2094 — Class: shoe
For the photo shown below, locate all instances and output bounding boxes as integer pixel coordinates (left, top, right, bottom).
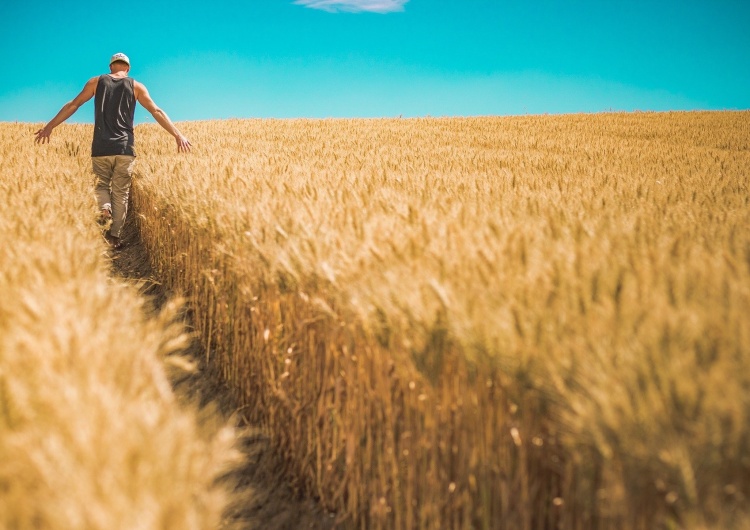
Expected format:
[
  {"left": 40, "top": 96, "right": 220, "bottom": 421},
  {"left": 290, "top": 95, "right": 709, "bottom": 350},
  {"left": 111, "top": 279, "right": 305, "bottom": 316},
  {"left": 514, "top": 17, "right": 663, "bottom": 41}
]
[
  {"left": 106, "top": 230, "right": 125, "bottom": 250},
  {"left": 98, "top": 208, "right": 112, "bottom": 226}
]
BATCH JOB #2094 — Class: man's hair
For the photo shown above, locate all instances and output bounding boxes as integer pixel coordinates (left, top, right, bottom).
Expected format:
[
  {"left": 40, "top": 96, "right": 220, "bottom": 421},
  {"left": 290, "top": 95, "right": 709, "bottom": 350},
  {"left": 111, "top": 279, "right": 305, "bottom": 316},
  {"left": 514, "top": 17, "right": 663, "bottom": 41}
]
[{"left": 111, "top": 60, "right": 129, "bottom": 68}]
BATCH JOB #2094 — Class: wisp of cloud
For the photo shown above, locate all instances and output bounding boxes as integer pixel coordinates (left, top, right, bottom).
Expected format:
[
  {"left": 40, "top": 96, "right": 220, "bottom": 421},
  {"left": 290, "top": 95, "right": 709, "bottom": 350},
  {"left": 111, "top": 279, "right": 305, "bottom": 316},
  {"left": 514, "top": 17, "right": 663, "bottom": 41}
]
[{"left": 293, "top": 0, "right": 408, "bottom": 14}]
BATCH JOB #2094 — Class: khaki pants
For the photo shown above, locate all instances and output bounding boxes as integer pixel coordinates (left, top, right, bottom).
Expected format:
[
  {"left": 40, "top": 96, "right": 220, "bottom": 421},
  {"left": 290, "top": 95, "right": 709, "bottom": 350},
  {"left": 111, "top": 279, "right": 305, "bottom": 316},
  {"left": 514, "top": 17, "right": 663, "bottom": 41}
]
[{"left": 92, "top": 155, "right": 135, "bottom": 239}]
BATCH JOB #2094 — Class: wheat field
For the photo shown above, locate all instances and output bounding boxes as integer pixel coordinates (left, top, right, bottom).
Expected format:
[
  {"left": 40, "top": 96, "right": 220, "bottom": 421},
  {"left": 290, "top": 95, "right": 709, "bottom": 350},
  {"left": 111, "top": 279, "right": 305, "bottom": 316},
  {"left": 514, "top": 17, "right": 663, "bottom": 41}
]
[
  {"left": 131, "top": 111, "right": 749, "bottom": 529},
  {"left": 2, "top": 111, "right": 749, "bottom": 529}
]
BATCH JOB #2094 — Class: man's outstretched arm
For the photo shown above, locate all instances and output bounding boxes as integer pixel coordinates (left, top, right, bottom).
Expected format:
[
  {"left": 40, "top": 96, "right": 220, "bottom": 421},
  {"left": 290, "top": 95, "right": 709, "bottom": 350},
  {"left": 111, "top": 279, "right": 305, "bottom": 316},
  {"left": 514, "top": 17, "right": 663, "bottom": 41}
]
[
  {"left": 135, "top": 81, "right": 191, "bottom": 152},
  {"left": 34, "top": 77, "right": 98, "bottom": 144}
]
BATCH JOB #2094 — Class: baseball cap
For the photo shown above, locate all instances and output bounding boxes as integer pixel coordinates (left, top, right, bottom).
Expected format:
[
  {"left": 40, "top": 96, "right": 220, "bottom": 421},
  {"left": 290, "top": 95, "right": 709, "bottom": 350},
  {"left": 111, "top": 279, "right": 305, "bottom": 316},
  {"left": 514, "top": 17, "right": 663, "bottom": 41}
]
[{"left": 110, "top": 52, "right": 130, "bottom": 66}]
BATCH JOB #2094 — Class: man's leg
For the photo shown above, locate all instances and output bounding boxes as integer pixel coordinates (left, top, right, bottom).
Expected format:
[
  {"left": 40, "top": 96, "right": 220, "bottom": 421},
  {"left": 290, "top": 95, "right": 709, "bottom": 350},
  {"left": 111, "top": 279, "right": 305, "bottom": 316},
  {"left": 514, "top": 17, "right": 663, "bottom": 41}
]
[
  {"left": 109, "top": 155, "right": 136, "bottom": 239},
  {"left": 92, "top": 156, "right": 115, "bottom": 217}
]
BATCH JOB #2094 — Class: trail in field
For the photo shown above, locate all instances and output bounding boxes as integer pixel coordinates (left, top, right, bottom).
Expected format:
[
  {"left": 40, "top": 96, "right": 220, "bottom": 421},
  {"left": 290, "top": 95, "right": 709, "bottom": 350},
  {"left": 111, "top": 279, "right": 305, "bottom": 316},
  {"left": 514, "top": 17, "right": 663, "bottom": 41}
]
[{"left": 107, "top": 214, "right": 338, "bottom": 530}]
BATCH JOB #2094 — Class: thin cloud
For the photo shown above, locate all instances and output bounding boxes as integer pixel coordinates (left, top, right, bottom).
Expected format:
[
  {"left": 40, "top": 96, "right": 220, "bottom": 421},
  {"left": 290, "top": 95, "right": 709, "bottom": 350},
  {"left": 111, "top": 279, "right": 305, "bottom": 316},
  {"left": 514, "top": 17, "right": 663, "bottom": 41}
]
[{"left": 293, "top": 0, "right": 408, "bottom": 14}]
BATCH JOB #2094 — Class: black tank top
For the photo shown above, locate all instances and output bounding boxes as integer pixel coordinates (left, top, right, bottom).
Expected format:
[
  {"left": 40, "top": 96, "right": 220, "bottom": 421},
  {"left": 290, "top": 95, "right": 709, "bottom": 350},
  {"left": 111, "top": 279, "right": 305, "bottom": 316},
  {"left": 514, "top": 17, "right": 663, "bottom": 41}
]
[{"left": 91, "top": 75, "right": 136, "bottom": 157}]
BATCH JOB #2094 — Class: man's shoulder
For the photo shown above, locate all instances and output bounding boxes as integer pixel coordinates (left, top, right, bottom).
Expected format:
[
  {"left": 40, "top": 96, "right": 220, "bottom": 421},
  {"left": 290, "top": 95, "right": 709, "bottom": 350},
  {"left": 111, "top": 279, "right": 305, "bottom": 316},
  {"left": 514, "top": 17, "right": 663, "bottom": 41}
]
[
  {"left": 79, "top": 75, "right": 101, "bottom": 96},
  {"left": 132, "top": 79, "right": 148, "bottom": 98}
]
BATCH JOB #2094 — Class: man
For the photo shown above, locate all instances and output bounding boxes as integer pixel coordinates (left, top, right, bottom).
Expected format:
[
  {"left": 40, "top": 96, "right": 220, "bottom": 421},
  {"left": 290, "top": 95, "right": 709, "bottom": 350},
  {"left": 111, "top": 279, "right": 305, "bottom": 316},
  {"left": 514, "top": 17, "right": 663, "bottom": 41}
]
[{"left": 34, "top": 52, "right": 191, "bottom": 250}]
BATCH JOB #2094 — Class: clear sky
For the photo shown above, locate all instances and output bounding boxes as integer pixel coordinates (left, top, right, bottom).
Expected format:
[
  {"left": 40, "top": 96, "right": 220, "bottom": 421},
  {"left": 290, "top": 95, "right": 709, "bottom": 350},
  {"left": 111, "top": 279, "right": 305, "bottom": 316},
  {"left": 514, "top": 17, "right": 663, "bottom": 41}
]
[{"left": 1, "top": 0, "right": 748, "bottom": 123}]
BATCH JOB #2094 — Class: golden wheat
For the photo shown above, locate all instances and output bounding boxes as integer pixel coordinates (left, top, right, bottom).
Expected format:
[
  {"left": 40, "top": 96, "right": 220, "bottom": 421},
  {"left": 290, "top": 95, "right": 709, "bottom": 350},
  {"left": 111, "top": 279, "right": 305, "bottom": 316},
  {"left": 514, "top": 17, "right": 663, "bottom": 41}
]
[
  {"left": 131, "top": 111, "right": 750, "bottom": 529},
  {"left": 8, "top": 111, "right": 747, "bottom": 529}
]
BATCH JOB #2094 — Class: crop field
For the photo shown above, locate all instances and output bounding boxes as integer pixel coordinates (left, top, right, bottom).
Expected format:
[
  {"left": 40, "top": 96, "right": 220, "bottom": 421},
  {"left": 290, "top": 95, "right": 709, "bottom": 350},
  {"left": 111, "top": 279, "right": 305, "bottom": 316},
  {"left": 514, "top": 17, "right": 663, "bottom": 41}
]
[{"left": 2, "top": 111, "right": 749, "bottom": 529}]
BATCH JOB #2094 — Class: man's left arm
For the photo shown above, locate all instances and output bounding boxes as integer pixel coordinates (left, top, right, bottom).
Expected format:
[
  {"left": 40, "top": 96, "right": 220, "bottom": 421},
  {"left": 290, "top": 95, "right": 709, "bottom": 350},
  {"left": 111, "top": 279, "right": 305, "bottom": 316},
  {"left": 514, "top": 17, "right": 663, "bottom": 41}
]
[{"left": 34, "top": 77, "right": 98, "bottom": 144}]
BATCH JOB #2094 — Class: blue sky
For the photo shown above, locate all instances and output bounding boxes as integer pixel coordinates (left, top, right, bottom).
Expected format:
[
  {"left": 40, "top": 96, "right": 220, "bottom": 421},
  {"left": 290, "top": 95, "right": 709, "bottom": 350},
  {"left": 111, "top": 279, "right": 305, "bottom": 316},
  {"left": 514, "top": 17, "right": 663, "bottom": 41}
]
[{"left": 1, "top": 0, "right": 748, "bottom": 123}]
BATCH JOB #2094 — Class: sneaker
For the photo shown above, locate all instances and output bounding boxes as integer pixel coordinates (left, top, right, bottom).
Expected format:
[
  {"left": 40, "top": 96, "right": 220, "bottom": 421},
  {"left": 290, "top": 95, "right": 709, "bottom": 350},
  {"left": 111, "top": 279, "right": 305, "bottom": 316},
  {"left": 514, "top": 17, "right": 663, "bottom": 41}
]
[{"left": 98, "top": 208, "right": 112, "bottom": 226}]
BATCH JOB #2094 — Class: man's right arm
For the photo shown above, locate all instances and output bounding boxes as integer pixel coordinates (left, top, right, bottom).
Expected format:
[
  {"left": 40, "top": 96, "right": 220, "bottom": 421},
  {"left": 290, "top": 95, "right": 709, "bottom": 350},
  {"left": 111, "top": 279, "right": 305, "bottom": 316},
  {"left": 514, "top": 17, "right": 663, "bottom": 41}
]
[
  {"left": 34, "top": 77, "right": 98, "bottom": 144},
  {"left": 134, "top": 81, "right": 191, "bottom": 152}
]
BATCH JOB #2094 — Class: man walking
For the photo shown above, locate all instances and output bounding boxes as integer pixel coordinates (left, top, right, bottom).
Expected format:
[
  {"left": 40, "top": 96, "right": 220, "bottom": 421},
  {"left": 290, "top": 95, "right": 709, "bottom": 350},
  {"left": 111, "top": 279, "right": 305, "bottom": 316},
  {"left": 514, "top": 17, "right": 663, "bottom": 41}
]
[{"left": 34, "top": 52, "right": 191, "bottom": 250}]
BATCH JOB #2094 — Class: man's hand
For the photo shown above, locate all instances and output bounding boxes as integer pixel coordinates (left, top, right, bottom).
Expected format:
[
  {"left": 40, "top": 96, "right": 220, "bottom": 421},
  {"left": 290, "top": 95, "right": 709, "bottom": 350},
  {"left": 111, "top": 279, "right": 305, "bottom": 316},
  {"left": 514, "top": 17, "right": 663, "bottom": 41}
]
[
  {"left": 176, "top": 134, "right": 192, "bottom": 153},
  {"left": 34, "top": 127, "right": 52, "bottom": 144},
  {"left": 34, "top": 125, "right": 53, "bottom": 144}
]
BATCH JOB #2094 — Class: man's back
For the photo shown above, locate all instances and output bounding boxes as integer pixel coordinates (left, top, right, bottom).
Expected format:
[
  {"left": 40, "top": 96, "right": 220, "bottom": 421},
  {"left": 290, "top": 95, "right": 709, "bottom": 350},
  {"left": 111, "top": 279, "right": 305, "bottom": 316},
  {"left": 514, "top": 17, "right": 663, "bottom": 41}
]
[{"left": 92, "top": 74, "right": 136, "bottom": 157}]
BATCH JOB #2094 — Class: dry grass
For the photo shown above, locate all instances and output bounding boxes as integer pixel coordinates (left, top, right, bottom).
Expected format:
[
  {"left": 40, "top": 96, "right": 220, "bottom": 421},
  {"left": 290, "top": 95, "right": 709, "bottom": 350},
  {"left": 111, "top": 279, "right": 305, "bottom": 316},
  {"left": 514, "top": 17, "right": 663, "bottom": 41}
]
[{"left": 0, "top": 123, "right": 241, "bottom": 529}]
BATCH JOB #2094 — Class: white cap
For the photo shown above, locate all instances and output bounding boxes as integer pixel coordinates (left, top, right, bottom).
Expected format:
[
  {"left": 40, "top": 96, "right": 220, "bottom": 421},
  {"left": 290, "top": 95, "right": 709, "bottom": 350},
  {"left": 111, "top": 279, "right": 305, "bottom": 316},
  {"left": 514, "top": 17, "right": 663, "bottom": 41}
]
[{"left": 110, "top": 52, "right": 130, "bottom": 66}]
